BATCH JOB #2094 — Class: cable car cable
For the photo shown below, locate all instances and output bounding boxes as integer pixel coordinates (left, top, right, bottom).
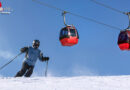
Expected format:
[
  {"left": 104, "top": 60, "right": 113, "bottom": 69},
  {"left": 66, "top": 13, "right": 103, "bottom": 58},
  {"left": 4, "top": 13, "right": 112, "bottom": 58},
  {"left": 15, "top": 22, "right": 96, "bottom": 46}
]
[
  {"left": 32, "top": 0, "right": 64, "bottom": 12},
  {"left": 90, "top": 0, "right": 130, "bottom": 30},
  {"left": 90, "top": 0, "right": 126, "bottom": 15},
  {"left": 32, "top": 0, "right": 121, "bottom": 31},
  {"left": 89, "top": 0, "right": 130, "bottom": 50}
]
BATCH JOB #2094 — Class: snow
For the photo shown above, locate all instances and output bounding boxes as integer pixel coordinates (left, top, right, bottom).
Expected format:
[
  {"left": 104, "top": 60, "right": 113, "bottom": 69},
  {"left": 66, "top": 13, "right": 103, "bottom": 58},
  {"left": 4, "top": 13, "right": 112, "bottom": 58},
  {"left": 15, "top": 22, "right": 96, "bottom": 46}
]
[{"left": 0, "top": 76, "right": 130, "bottom": 90}]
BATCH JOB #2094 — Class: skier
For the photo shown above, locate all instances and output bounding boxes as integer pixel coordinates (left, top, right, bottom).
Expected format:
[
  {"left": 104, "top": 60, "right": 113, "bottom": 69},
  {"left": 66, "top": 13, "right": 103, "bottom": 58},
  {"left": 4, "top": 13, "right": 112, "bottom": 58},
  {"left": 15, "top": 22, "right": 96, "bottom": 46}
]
[{"left": 15, "top": 40, "right": 49, "bottom": 77}]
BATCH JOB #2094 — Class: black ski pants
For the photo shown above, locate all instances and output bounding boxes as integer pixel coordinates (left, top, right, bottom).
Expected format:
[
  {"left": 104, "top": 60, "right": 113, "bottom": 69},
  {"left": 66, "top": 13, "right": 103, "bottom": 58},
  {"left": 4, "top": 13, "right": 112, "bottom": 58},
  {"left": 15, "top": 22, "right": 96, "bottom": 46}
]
[{"left": 15, "top": 62, "right": 34, "bottom": 77}]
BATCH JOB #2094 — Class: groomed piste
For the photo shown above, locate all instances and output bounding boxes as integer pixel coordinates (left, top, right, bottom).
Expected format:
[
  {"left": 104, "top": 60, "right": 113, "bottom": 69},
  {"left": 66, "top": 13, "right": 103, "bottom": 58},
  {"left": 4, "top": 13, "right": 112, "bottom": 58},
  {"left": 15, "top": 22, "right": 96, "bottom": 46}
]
[{"left": 0, "top": 76, "right": 130, "bottom": 90}]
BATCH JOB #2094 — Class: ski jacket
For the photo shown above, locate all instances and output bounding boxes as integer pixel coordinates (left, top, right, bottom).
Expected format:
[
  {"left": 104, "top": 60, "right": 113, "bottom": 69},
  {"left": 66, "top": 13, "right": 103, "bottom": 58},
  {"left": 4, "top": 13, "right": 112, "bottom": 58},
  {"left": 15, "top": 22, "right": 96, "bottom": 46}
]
[{"left": 21, "top": 46, "right": 43, "bottom": 66}]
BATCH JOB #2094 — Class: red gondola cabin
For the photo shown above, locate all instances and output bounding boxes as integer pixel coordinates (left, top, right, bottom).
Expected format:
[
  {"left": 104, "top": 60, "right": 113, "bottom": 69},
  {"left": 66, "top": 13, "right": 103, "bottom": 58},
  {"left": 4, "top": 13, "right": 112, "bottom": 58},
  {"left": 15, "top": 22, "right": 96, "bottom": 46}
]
[
  {"left": 118, "top": 29, "right": 130, "bottom": 50},
  {"left": 0, "top": 2, "right": 2, "bottom": 8},
  {"left": 59, "top": 25, "right": 79, "bottom": 46}
]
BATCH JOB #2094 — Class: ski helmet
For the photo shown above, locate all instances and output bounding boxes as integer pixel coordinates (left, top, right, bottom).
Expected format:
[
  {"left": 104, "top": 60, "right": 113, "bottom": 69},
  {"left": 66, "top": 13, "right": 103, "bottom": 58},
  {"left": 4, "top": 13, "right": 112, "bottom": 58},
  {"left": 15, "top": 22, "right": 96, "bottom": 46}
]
[{"left": 32, "top": 40, "right": 40, "bottom": 48}]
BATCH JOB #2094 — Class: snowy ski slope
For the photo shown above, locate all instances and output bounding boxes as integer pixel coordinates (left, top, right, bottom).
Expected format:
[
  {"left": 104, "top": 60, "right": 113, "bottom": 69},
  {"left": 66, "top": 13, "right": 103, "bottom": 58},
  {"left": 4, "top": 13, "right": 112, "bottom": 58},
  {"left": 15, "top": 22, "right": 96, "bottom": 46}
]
[{"left": 0, "top": 76, "right": 130, "bottom": 90}]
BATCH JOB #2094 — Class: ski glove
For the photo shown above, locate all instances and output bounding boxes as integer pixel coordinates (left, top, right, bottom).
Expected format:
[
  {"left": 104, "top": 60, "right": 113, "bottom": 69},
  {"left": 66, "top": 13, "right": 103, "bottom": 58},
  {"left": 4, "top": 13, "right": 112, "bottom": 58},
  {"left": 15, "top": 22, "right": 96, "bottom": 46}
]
[
  {"left": 42, "top": 57, "right": 49, "bottom": 61},
  {"left": 20, "top": 47, "right": 28, "bottom": 53}
]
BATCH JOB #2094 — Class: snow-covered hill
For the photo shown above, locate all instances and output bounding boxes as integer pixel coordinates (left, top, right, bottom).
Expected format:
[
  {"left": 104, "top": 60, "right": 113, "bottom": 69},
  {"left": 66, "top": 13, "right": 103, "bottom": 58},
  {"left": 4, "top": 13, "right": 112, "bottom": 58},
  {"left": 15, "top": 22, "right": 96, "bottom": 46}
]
[{"left": 0, "top": 76, "right": 130, "bottom": 90}]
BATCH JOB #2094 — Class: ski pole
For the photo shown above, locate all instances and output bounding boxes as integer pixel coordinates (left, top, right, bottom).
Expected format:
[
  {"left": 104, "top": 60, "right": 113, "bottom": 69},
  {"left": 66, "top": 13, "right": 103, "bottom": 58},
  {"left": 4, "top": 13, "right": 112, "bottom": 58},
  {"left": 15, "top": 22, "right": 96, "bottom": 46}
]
[
  {"left": 45, "top": 61, "right": 48, "bottom": 77},
  {"left": 0, "top": 53, "right": 22, "bottom": 71}
]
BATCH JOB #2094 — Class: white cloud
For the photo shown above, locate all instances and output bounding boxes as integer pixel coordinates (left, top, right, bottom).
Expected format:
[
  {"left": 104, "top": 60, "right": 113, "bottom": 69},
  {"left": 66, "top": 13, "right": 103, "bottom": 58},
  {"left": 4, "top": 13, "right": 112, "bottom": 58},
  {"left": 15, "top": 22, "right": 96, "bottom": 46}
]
[
  {"left": 71, "top": 65, "right": 99, "bottom": 76},
  {"left": 0, "top": 74, "right": 3, "bottom": 77},
  {"left": 0, "top": 50, "right": 15, "bottom": 60},
  {"left": 32, "top": 68, "right": 55, "bottom": 77}
]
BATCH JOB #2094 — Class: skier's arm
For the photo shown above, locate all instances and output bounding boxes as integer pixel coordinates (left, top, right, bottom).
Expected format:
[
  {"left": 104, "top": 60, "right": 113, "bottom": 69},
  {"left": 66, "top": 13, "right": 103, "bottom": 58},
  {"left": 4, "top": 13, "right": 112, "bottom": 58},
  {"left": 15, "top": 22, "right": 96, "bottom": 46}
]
[
  {"left": 20, "top": 47, "right": 28, "bottom": 53},
  {"left": 39, "top": 52, "right": 49, "bottom": 62}
]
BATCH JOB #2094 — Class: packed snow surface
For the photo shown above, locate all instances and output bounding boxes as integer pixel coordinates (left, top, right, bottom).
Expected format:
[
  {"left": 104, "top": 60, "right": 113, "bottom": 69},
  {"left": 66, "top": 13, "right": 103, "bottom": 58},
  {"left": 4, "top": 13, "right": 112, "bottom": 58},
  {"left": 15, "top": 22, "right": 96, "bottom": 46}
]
[{"left": 0, "top": 76, "right": 130, "bottom": 90}]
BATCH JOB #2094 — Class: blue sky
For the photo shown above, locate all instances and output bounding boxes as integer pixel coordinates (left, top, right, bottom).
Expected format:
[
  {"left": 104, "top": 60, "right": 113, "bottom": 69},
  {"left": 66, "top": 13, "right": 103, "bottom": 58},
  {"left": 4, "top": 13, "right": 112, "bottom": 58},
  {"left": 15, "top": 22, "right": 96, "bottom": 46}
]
[{"left": 0, "top": 0, "right": 130, "bottom": 77}]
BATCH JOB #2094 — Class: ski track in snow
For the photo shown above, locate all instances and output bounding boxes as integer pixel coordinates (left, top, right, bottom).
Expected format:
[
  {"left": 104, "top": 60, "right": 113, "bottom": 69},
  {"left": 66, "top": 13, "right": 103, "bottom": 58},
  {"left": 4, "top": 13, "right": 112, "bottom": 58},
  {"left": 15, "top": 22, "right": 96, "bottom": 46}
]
[{"left": 0, "top": 76, "right": 130, "bottom": 90}]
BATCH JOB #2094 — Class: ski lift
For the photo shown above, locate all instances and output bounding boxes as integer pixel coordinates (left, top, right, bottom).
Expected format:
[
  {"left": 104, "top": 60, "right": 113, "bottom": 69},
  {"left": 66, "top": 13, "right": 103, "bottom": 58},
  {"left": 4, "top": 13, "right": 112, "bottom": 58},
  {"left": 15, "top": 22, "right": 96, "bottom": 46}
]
[
  {"left": 0, "top": 1, "right": 11, "bottom": 14},
  {"left": 118, "top": 12, "right": 130, "bottom": 50},
  {"left": 0, "top": 2, "right": 3, "bottom": 12},
  {"left": 118, "top": 30, "right": 130, "bottom": 50},
  {"left": 0, "top": 2, "right": 2, "bottom": 7},
  {"left": 59, "top": 11, "right": 79, "bottom": 46}
]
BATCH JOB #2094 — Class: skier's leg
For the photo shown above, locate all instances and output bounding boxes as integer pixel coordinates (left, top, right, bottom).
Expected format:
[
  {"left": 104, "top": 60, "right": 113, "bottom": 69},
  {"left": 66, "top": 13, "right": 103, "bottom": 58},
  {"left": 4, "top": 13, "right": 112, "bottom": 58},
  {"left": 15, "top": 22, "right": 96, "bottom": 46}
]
[
  {"left": 24, "top": 66, "right": 34, "bottom": 77},
  {"left": 15, "top": 62, "right": 28, "bottom": 77}
]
